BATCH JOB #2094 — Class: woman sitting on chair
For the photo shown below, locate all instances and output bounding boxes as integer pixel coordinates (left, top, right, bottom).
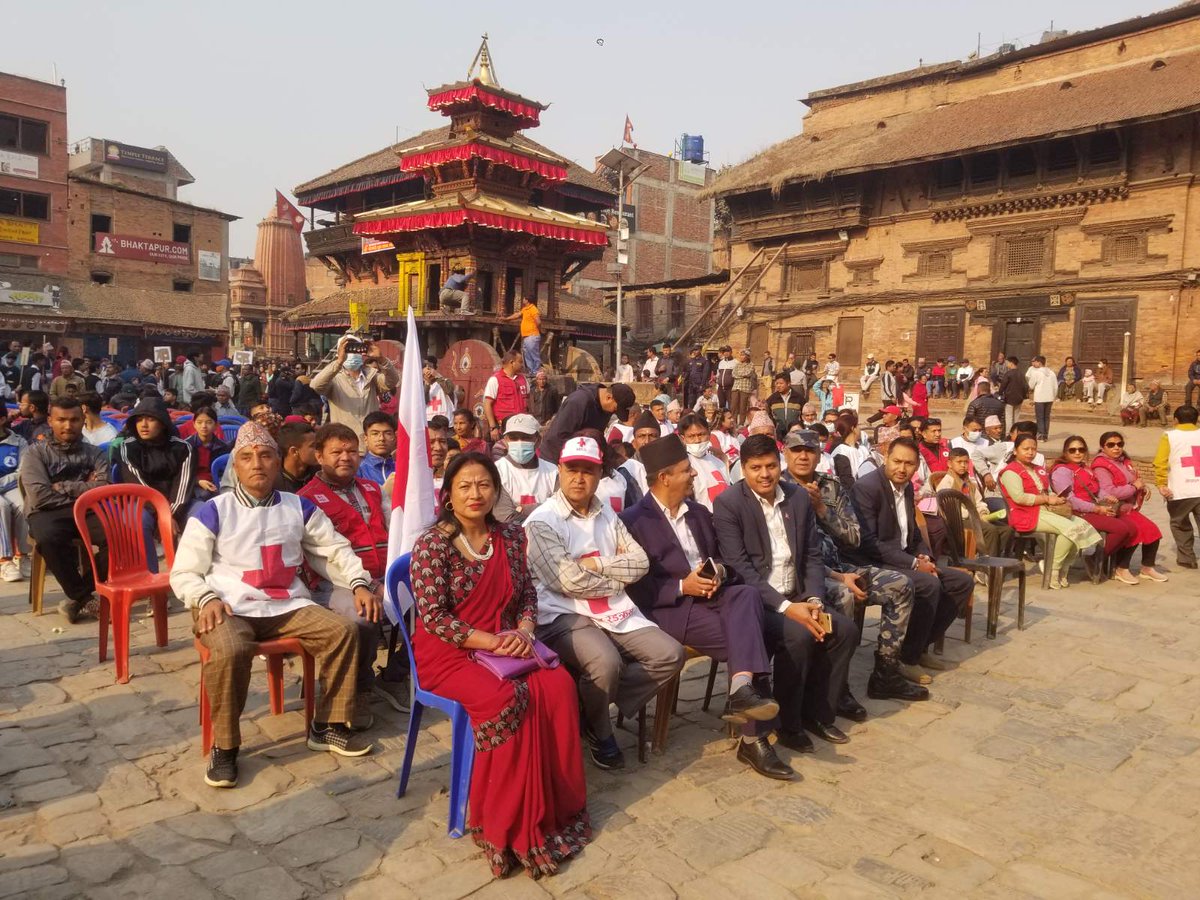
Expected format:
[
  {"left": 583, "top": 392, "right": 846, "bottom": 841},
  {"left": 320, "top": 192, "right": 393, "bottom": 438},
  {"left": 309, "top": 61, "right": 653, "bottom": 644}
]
[
  {"left": 184, "top": 406, "right": 229, "bottom": 503},
  {"left": 998, "top": 434, "right": 1102, "bottom": 589},
  {"left": 410, "top": 451, "right": 590, "bottom": 879},
  {"left": 1050, "top": 436, "right": 1142, "bottom": 586},
  {"left": 1091, "top": 430, "right": 1168, "bottom": 583}
]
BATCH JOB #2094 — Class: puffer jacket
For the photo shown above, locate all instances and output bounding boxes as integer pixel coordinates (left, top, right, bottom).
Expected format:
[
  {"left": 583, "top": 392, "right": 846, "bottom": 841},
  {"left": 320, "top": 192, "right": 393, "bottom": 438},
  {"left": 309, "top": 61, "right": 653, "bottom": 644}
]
[
  {"left": 117, "top": 399, "right": 197, "bottom": 521},
  {"left": 18, "top": 437, "right": 109, "bottom": 515}
]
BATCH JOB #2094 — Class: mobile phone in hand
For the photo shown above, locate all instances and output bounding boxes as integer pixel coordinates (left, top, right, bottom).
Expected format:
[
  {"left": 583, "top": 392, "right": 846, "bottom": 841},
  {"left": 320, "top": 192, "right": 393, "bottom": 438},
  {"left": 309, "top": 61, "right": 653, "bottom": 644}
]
[
  {"left": 698, "top": 557, "right": 718, "bottom": 580},
  {"left": 817, "top": 611, "right": 833, "bottom": 633}
]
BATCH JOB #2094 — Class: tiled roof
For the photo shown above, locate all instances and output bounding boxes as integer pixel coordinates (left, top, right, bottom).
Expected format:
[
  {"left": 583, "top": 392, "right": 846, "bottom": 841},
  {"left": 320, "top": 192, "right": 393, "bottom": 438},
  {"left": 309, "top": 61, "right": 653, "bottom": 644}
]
[
  {"left": 294, "top": 126, "right": 613, "bottom": 198},
  {"left": 281, "top": 285, "right": 396, "bottom": 324},
  {"left": 714, "top": 48, "right": 1200, "bottom": 197},
  {"left": 557, "top": 297, "right": 615, "bottom": 328},
  {"left": 62, "top": 281, "right": 227, "bottom": 332}
]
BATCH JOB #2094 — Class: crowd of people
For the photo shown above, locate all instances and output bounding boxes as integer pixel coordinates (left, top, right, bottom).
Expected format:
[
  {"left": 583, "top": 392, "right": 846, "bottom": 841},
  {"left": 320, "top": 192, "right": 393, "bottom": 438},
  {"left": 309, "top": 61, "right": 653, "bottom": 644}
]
[{"left": 10, "top": 329, "right": 1200, "bottom": 881}]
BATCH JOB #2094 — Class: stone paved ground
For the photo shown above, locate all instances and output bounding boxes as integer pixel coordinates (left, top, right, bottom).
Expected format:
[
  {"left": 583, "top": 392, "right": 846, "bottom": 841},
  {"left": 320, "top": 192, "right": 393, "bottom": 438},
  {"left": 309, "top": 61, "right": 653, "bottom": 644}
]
[{"left": 2, "top": 498, "right": 1199, "bottom": 898}]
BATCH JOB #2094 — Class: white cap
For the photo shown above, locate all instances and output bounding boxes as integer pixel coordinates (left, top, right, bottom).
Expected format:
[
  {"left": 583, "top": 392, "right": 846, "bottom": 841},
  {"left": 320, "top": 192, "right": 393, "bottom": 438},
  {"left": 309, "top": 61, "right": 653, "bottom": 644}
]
[
  {"left": 559, "top": 436, "right": 603, "bottom": 465},
  {"left": 503, "top": 413, "right": 540, "bottom": 436}
]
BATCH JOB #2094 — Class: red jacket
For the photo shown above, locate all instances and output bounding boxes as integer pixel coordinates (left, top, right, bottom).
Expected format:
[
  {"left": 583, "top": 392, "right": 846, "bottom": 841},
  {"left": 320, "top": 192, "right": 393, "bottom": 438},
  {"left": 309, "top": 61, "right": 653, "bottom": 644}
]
[
  {"left": 298, "top": 476, "right": 389, "bottom": 579},
  {"left": 490, "top": 369, "right": 529, "bottom": 423},
  {"left": 998, "top": 462, "right": 1048, "bottom": 533}
]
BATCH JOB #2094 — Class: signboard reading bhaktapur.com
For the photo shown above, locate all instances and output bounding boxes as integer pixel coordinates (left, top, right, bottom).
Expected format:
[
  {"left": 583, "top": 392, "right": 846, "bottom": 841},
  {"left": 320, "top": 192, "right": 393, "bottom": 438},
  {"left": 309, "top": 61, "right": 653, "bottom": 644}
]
[{"left": 93, "top": 232, "right": 191, "bottom": 264}]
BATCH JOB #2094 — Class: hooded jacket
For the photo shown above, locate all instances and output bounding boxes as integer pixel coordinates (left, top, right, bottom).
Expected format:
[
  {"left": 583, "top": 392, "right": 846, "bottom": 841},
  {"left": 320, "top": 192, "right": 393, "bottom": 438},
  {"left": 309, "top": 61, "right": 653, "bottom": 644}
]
[{"left": 117, "top": 399, "right": 197, "bottom": 522}]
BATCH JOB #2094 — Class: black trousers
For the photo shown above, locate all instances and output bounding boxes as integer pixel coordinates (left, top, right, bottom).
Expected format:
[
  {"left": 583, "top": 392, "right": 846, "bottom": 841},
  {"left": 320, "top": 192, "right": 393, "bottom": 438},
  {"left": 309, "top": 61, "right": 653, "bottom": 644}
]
[
  {"left": 27, "top": 506, "right": 108, "bottom": 602},
  {"left": 762, "top": 604, "right": 858, "bottom": 731},
  {"left": 890, "top": 566, "right": 973, "bottom": 664}
]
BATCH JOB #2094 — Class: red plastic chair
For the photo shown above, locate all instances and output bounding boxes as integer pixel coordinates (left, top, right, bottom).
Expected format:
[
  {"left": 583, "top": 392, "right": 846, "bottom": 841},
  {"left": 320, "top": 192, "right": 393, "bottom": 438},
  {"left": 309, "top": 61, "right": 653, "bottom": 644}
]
[
  {"left": 72, "top": 484, "right": 175, "bottom": 683},
  {"left": 194, "top": 637, "right": 315, "bottom": 756}
]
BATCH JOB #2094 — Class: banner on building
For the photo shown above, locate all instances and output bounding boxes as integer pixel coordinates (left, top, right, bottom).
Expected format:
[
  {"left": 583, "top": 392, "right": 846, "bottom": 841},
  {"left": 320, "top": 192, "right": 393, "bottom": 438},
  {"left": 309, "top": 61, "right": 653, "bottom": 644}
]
[
  {"left": 0, "top": 150, "right": 38, "bottom": 180},
  {"left": 198, "top": 250, "right": 222, "bottom": 281},
  {"left": 677, "top": 160, "right": 706, "bottom": 186},
  {"left": 361, "top": 237, "right": 394, "bottom": 255},
  {"left": 0, "top": 219, "right": 39, "bottom": 244},
  {"left": 94, "top": 232, "right": 191, "bottom": 264},
  {"left": 0, "top": 286, "right": 54, "bottom": 307},
  {"left": 104, "top": 141, "right": 169, "bottom": 173}
]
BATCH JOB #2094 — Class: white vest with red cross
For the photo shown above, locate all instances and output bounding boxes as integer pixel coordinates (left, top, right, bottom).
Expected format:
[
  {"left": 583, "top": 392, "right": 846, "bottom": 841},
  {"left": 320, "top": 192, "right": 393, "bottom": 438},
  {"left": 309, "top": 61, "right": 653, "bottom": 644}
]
[{"left": 1167, "top": 429, "right": 1200, "bottom": 500}]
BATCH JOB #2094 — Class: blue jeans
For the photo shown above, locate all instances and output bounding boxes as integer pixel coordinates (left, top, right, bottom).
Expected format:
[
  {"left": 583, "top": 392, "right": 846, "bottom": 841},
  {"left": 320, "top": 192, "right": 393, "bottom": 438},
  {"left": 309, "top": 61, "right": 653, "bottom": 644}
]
[
  {"left": 522, "top": 333, "right": 542, "bottom": 375},
  {"left": 1034, "top": 401, "right": 1052, "bottom": 438}
]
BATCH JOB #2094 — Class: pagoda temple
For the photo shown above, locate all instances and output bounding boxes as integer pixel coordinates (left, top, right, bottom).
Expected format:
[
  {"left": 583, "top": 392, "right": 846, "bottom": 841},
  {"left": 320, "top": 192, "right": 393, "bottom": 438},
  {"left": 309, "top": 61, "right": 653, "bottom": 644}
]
[{"left": 285, "top": 37, "right": 617, "bottom": 371}]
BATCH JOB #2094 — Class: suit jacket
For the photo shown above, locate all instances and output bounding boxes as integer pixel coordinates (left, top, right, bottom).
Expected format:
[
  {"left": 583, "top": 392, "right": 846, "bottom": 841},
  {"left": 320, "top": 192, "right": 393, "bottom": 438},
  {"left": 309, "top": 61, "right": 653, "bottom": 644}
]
[
  {"left": 620, "top": 494, "right": 737, "bottom": 625},
  {"left": 712, "top": 480, "right": 826, "bottom": 611},
  {"left": 846, "top": 466, "right": 930, "bottom": 569}
]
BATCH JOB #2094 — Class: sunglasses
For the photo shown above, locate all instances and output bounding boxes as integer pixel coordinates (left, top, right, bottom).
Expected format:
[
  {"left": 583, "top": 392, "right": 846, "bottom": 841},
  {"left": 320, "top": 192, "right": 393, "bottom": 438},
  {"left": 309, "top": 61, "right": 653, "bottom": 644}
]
[
  {"left": 1104, "top": 442, "right": 1125, "bottom": 448},
  {"left": 1066, "top": 447, "right": 1086, "bottom": 453}
]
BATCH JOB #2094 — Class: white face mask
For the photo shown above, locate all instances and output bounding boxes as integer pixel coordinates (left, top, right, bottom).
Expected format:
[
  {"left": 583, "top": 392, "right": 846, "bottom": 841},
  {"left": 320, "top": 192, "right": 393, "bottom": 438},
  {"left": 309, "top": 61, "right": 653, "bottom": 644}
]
[
  {"left": 966, "top": 431, "right": 981, "bottom": 442},
  {"left": 685, "top": 440, "right": 709, "bottom": 459},
  {"left": 344, "top": 353, "right": 364, "bottom": 371},
  {"left": 507, "top": 441, "right": 535, "bottom": 464}
]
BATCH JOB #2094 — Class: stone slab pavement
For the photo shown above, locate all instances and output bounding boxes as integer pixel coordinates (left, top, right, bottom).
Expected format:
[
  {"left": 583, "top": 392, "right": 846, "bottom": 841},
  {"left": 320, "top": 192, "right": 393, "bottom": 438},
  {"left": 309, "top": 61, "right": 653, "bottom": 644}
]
[{"left": 1, "top": 499, "right": 1199, "bottom": 898}]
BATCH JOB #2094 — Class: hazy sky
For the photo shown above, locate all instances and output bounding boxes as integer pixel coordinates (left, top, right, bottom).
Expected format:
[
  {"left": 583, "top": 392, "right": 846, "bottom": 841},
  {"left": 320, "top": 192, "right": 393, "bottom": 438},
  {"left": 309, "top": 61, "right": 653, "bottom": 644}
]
[{"left": 6, "top": 0, "right": 1167, "bottom": 256}]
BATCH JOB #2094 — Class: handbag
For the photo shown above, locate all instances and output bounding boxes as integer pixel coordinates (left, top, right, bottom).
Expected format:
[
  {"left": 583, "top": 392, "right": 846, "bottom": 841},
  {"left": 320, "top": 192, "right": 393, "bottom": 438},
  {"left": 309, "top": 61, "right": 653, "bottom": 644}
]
[{"left": 471, "top": 631, "right": 560, "bottom": 680}]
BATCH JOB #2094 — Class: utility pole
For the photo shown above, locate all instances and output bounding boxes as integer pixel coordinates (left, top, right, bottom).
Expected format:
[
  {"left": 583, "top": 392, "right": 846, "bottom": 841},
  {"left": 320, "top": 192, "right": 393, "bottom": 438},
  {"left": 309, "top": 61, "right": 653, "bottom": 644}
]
[{"left": 599, "top": 148, "right": 647, "bottom": 374}]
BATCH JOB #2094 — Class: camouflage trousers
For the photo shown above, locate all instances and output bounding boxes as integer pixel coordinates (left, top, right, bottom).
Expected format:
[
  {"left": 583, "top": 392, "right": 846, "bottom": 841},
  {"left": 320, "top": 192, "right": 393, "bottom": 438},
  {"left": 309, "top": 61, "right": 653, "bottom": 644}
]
[{"left": 824, "top": 565, "right": 913, "bottom": 658}]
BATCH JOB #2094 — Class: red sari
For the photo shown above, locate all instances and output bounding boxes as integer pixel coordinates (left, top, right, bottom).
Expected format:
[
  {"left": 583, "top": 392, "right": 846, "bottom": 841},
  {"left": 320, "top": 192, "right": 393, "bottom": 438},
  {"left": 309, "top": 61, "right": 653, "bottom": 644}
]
[{"left": 411, "top": 523, "right": 590, "bottom": 878}]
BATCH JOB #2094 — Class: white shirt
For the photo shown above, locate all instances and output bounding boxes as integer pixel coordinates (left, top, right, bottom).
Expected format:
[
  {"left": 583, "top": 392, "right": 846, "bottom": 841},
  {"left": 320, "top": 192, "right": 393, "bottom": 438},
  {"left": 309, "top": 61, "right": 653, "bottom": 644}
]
[
  {"left": 755, "top": 486, "right": 795, "bottom": 610},
  {"left": 891, "top": 482, "right": 909, "bottom": 549},
  {"left": 1026, "top": 366, "right": 1058, "bottom": 403},
  {"left": 495, "top": 455, "right": 558, "bottom": 511},
  {"left": 620, "top": 457, "right": 649, "bottom": 494},
  {"left": 615, "top": 364, "right": 635, "bottom": 384},
  {"left": 824, "top": 361, "right": 840, "bottom": 380},
  {"left": 659, "top": 421, "right": 676, "bottom": 437},
  {"left": 689, "top": 452, "right": 731, "bottom": 513},
  {"left": 653, "top": 495, "right": 702, "bottom": 572},
  {"left": 642, "top": 357, "right": 659, "bottom": 378},
  {"left": 83, "top": 422, "right": 119, "bottom": 446},
  {"left": 595, "top": 474, "right": 627, "bottom": 513}
]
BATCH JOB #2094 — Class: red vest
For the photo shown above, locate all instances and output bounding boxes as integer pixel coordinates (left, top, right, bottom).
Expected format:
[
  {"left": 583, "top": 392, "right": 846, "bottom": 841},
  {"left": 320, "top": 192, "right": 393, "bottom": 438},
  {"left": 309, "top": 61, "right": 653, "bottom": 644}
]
[
  {"left": 998, "top": 462, "right": 1048, "bottom": 533},
  {"left": 1050, "top": 462, "right": 1100, "bottom": 506},
  {"left": 491, "top": 370, "right": 529, "bottom": 422},
  {"left": 298, "top": 477, "right": 389, "bottom": 578},
  {"left": 918, "top": 440, "right": 950, "bottom": 474},
  {"left": 1090, "top": 453, "right": 1143, "bottom": 510}
]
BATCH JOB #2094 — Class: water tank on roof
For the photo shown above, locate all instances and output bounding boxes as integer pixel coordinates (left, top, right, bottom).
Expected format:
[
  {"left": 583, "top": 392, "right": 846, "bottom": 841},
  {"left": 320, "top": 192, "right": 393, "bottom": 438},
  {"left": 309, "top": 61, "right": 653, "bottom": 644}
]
[{"left": 681, "top": 134, "right": 705, "bottom": 164}]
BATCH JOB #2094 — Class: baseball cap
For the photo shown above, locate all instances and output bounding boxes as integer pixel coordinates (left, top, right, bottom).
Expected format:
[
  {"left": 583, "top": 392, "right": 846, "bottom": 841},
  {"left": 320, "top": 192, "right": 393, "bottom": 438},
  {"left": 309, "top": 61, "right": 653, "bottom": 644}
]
[
  {"left": 503, "top": 413, "right": 540, "bottom": 437},
  {"left": 881, "top": 405, "right": 903, "bottom": 416},
  {"left": 559, "top": 435, "right": 603, "bottom": 465},
  {"left": 784, "top": 430, "right": 822, "bottom": 450},
  {"left": 608, "top": 383, "right": 636, "bottom": 416}
]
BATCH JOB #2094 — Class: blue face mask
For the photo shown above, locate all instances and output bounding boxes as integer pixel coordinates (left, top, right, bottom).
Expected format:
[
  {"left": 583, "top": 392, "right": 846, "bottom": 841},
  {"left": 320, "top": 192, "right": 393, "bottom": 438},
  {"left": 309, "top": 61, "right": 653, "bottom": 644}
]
[
  {"left": 508, "top": 441, "right": 535, "bottom": 464},
  {"left": 344, "top": 353, "right": 364, "bottom": 371}
]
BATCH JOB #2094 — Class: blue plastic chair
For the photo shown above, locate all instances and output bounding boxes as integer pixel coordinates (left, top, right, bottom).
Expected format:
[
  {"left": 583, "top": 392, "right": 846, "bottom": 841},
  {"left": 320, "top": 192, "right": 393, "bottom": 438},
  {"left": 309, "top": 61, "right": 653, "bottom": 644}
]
[
  {"left": 210, "top": 454, "right": 229, "bottom": 484},
  {"left": 218, "top": 415, "right": 248, "bottom": 426},
  {"left": 109, "top": 463, "right": 121, "bottom": 484},
  {"left": 219, "top": 424, "right": 241, "bottom": 443},
  {"left": 384, "top": 554, "right": 474, "bottom": 838}
]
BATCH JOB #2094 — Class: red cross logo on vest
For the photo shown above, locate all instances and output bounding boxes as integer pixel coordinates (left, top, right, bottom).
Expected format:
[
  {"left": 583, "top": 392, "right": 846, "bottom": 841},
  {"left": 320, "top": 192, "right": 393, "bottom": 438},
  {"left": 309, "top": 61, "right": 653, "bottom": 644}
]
[
  {"left": 707, "top": 469, "right": 729, "bottom": 504},
  {"left": 242, "top": 545, "right": 294, "bottom": 599},
  {"left": 608, "top": 495, "right": 623, "bottom": 512},
  {"left": 1182, "top": 446, "right": 1200, "bottom": 477},
  {"left": 579, "top": 550, "right": 611, "bottom": 615}
]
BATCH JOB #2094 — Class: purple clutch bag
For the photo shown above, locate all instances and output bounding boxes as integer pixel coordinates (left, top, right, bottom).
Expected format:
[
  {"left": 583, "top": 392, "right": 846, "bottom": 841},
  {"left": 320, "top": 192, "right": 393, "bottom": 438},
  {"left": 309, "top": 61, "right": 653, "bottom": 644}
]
[{"left": 471, "top": 631, "right": 560, "bottom": 679}]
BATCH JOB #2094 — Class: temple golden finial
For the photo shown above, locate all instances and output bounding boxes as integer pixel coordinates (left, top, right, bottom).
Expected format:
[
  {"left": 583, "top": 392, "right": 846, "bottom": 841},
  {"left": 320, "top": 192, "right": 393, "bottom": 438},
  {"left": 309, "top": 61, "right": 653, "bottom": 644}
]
[{"left": 468, "top": 34, "right": 498, "bottom": 87}]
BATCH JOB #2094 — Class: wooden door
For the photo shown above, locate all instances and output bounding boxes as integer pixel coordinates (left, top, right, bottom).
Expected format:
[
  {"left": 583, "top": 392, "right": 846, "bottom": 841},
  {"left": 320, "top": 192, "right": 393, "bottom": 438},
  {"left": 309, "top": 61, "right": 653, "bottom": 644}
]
[
  {"left": 915, "top": 307, "right": 964, "bottom": 362},
  {"left": 1001, "top": 320, "right": 1038, "bottom": 379},
  {"left": 788, "top": 330, "right": 815, "bottom": 360},
  {"left": 836, "top": 316, "right": 864, "bottom": 365},
  {"left": 1075, "top": 299, "right": 1134, "bottom": 383},
  {"left": 748, "top": 323, "right": 769, "bottom": 360}
]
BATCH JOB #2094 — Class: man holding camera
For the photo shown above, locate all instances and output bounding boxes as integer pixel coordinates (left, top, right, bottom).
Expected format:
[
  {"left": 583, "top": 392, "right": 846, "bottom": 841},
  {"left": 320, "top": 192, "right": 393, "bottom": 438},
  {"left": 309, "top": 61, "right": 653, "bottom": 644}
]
[{"left": 311, "top": 335, "right": 399, "bottom": 436}]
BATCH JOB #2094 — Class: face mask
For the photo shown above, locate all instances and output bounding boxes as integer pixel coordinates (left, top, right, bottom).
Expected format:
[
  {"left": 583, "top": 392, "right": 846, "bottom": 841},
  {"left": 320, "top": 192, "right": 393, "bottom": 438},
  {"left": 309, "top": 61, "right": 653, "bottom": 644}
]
[
  {"left": 508, "top": 441, "right": 535, "bottom": 464},
  {"left": 966, "top": 431, "right": 981, "bottom": 442},
  {"left": 344, "top": 353, "right": 364, "bottom": 371},
  {"left": 686, "top": 441, "right": 709, "bottom": 459}
]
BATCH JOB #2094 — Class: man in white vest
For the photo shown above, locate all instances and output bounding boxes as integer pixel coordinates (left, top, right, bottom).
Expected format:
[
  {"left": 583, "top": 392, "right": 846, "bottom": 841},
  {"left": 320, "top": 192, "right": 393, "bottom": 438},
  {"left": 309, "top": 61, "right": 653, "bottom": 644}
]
[
  {"left": 525, "top": 434, "right": 685, "bottom": 771},
  {"left": 493, "top": 414, "right": 558, "bottom": 523},
  {"left": 1154, "top": 404, "right": 1200, "bottom": 569},
  {"left": 170, "top": 421, "right": 379, "bottom": 790}
]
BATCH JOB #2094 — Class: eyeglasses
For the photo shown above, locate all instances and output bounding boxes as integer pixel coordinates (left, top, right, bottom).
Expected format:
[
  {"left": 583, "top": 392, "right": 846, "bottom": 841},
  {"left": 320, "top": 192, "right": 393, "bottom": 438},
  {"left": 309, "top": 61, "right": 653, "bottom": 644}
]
[
  {"left": 1104, "top": 441, "right": 1125, "bottom": 448},
  {"left": 1066, "top": 447, "right": 1086, "bottom": 453}
]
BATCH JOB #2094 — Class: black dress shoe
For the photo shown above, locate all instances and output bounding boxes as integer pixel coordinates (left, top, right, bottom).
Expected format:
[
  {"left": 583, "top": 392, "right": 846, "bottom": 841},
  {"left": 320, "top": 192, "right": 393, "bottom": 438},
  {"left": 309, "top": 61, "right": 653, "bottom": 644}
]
[
  {"left": 837, "top": 692, "right": 868, "bottom": 722},
  {"left": 721, "top": 684, "right": 780, "bottom": 724},
  {"left": 774, "top": 728, "right": 815, "bottom": 753},
  {"left": 736, "top": 737, "right": 795, "bottom": 781},
  {"left": 802, "top": 719, "right": 850, "bottom": 744},
  {"left": 867, "top": 656, "right": 931, "bottom": 702},
  {"left": 1179, "top": 561, "right": 1198, "bottom": 569}
]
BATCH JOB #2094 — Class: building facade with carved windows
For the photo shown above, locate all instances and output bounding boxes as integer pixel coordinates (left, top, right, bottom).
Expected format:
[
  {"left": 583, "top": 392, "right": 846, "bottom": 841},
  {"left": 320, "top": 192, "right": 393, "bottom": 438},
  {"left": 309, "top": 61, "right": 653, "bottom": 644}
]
[{"left": 710, "top": 4, "right": 1200, "bottom": 391}]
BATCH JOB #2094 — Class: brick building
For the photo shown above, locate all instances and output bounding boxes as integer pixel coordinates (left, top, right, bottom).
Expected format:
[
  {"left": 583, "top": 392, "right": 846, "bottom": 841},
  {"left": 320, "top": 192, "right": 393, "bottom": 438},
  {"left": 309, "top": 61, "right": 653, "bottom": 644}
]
[
  {"left": 572, "top": 148, "right": 717, "bottom": 305},
  {"left": 0, "top": 72, "right": 71, "bottom": 344},
  {"left": 710, "top": 4, "right": 1200, "bottom": 395}
]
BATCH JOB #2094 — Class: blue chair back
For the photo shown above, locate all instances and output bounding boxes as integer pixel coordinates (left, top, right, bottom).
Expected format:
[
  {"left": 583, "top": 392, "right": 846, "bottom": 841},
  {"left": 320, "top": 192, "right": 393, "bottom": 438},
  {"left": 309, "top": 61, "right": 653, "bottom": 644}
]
[
  {"left": 384, "top": 553, "right": 474, "bottom": 838},
  {"left": 210, "top": 453, "right": 229, "bottom": 484},
  {"left": 219, "top": 424, "right": 241, "bottom": 443},
  {"left": 218, "top": 415, "right": 248, "bottom": 426},
  {"left": 109, "top": 463, "right": 121, "bottom": 484}
]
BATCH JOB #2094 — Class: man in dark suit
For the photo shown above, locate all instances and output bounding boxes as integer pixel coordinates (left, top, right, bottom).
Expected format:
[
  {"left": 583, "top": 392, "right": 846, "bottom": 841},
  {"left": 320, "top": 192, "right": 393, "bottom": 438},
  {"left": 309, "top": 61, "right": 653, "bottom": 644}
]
[
  {"left": 713, "top": 434, "right": 859, "bottom": 755},
  {"left": 621, "top": 435, "right": 790, "bottom": 780},
  {"left": 846, "top": 437, "right": 974, "bottom": 685}
]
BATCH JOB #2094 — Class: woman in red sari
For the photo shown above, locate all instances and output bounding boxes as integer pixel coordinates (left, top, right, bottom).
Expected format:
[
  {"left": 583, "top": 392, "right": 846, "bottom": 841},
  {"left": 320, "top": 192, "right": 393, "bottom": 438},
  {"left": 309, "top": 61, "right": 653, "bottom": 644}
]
[{"left": 410, "top": 451, "right": 590, "bottom": 878}]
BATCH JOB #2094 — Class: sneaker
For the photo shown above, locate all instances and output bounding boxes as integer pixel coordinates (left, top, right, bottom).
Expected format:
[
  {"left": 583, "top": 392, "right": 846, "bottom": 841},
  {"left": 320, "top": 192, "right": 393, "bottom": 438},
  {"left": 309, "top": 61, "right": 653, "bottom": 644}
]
[
  {"left": 0, "top": 560, "right": 21, "bottom": 582},
  {"left": 589, "top": 736, "right": 626, "bottom": 771},
  {"left": 58, "top": 598, "right": 82, "bottom": 624},
  {"left": 459, "top": 308, "right": 477, "bottom": 316},
  {"left": 307, "top": 723, "right": 374, "bottom": 757},
  {"left": 371, "top": 676, "right": 411, "bottom": 713},
  {"left": 1112, "top": 569, "right": 1140, "bottom": 586},
  {"left": 205, "top": 746, "right": 239, "bottom": 788},
  {"left": 18, "top": 556, "right": 30, "bottom": 578},
  {"left": 1139, "top": 568, "right": 1168, "bottom": 583}
]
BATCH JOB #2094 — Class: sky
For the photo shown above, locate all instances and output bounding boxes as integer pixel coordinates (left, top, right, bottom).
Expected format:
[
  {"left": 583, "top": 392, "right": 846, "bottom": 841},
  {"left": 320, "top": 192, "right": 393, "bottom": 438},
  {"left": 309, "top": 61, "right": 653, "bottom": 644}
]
[{"left": 6, "top": 0, "right": 1171, "bottom": 257}]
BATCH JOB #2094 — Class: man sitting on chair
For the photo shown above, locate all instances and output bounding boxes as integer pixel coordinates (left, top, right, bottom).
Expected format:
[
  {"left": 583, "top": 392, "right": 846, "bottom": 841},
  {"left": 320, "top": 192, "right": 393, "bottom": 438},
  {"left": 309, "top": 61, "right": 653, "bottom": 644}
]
[
  {"left": 713, "top": 434, "right": 860, "bottom": 755},
  {"left": 170, "top": 421, "right": 379, "bottom": 790},
  {"left": 846, "top": 437, "right": 975, "bottom": 687},
  {"left": 620, "top": 434, "right": 789, "bottom": 780},
  {"left": 526, "top": 433, "right": 685, "bottom": 772}
]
